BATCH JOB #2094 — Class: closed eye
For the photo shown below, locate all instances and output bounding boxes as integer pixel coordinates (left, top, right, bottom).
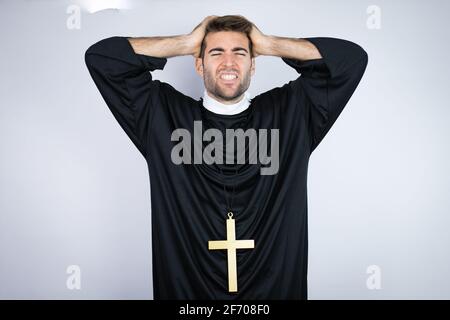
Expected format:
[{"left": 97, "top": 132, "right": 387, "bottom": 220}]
[{"left": 211, "top": 53, "right": 246, "bottom": 56}]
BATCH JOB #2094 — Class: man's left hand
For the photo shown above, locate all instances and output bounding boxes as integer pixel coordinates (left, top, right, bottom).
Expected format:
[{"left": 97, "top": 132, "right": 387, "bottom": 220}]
[{"left": 249, "top": 23, "right": 270, "bottom": 57}]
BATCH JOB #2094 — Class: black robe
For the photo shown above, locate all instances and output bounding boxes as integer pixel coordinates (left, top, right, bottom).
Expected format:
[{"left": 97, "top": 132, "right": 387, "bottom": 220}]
[{"left": 85, "top": 36, "right": 368, "bottom": 299}]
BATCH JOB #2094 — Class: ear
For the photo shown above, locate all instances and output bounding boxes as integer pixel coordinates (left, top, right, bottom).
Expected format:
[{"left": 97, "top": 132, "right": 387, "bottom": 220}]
[
  {"left": 195, "top": 57, "right": 204, "bottom": 77},
  {"left": 250, "top": 57, "right": 256, "bottom": 76}
]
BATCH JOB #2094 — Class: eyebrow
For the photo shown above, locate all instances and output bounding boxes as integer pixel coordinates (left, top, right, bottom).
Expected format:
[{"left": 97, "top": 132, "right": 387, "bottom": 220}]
[{"left": 208, "top": 47, "right": 249, "bottom": 54}]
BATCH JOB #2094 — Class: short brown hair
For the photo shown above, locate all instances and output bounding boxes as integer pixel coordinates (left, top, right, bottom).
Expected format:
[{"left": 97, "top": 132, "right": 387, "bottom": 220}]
[{"left": 199, "top": 15, "right": 254, "bottom": 59}]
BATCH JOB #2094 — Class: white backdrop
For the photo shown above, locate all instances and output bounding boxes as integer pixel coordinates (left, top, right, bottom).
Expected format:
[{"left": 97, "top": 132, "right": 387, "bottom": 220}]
[{"left": 1, "top": 0, "right": 449, "bottom": 299}]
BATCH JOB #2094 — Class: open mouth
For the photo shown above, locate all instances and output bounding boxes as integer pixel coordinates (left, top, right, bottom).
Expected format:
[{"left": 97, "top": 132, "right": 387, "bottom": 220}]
[{"left": 219, "top": 73, "right": 239, "bottom": 84}]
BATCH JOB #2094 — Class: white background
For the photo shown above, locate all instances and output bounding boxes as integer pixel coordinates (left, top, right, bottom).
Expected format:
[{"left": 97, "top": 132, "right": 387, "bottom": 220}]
[{"left": 1, "top": 0, "right": 449, "bottom": 299}]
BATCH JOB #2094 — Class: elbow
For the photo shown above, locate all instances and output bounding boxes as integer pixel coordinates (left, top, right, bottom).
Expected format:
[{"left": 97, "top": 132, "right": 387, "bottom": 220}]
[
  {"left": 84, "top": 42, "right": 99, "bottom": 69},
  {"left": 359, "top": 45, "right": 369, "bottom": 64},
  {"left": 347, "top": 41, "right": 368, "bottom": 72},
  {"left": 359, "top": 47, "right": 369, "bottom": 70},
  {"left": 350, "top": 40, "right": 368, "bottom": 67},
  {"left": 357, "top": 48, "right": 369, "bottom": 71},
  {"left": 342, "top": 38, "right": 369, "bottom": 67},
  {"left": 83, "top": 38, "right": 105, "bottom": 67},
  {"left": 84, "top": 48, "right": 93, "bottom": 69}
]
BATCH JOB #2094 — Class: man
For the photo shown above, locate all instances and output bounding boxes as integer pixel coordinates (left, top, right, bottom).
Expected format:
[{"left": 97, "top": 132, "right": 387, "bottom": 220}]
[{"left": 85, "top": 15, "right": 368, "bottom": 299}]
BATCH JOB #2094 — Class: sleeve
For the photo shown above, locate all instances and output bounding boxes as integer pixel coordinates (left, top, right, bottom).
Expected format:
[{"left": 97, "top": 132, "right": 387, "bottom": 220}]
[
  {"left": 84, "top": 36, "right": 168, "bottom": 159},
  {"left": 282, "top": 37, "right": 368, "bottom": 153}
]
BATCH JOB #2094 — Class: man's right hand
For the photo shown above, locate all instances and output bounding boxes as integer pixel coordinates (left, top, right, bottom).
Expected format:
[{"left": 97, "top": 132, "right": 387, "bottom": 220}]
[
  {"left": 187, "top": 15, "right": 218, "bottom": 58},
  {"left": 128, "top": 16, "right": 217, "bottom": 58}
]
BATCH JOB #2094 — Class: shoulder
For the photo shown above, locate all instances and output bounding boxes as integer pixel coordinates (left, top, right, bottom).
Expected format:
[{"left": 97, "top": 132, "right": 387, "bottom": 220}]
[
  {"left": 155, "top": 80, "right": 198, "bottom": 106},
  {"left": 252, "top": 81, "right": 299, "bottom": 108}
]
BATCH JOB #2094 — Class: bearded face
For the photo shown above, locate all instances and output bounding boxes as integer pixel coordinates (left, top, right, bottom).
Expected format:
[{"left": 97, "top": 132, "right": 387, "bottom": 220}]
[
  {"left": 196, "top": 31, "right": 255, "bottom": 104},
  {"left": 203, "top": 62, "right": 252, "bottom": 102}
]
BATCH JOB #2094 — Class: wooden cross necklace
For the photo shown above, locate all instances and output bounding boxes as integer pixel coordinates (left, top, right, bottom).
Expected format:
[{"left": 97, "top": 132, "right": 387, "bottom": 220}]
[{"left": 208, "top": 166, "right": 255, "bottom": 293}]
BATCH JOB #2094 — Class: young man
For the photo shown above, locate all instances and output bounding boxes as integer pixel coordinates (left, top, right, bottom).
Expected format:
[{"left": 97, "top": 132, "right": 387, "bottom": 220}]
[{"left": 85, "top": 15, "right": 368, "bottom": 299}]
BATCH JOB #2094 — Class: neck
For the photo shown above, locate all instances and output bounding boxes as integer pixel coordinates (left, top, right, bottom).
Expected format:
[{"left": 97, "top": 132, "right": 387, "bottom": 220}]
[
  {"left": 202, "top": 90, "right": 251, "bottom": 115},
  {"left": 208, "top": 92, "right": 245, "bottom": 105}
]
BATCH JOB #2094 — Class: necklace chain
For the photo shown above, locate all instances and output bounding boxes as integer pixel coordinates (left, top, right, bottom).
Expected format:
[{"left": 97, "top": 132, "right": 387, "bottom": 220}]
[{"left": 218, "top": 166, "right": 239, "bottom": 216}]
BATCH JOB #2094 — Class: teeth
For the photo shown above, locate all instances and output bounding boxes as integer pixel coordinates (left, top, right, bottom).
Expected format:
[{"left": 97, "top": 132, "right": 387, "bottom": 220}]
[{"left": 220, "top": 74, "right": 237, "bottom": 80}]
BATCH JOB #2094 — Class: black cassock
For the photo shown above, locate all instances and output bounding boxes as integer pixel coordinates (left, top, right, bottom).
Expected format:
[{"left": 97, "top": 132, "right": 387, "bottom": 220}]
[{"left": 85, "top": 36, "right": 368, "bottom": 299}]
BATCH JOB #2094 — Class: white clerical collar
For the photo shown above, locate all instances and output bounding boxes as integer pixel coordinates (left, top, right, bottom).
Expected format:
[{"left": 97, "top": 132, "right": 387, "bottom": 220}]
[{"left": 202, "top": 90, "right": 251, "bottom": 115}]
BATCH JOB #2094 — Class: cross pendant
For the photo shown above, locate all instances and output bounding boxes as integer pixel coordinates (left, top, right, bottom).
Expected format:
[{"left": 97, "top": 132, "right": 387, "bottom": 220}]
[{"left": 208, "top": 212, "right": 255, "bottom": 293}]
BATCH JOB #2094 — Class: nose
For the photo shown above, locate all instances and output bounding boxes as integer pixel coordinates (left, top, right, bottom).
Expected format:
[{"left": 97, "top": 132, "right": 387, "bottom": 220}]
[{"left": 222, "top": 53, "right": 237, "bottom": 66}]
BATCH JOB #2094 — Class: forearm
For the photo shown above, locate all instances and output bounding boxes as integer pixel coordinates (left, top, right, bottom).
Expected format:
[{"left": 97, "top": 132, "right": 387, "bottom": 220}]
[
  {"left": 127, "top": 35, "right": 195, "bottom": 58},
  {"left": 258, "top": 36, "right": 322, "bottom": 60}
]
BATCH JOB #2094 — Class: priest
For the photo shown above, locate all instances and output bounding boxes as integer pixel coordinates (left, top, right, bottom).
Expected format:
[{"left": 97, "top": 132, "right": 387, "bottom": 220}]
[{"left": 85, "top": 15, "right": 368, "bottom": 299}]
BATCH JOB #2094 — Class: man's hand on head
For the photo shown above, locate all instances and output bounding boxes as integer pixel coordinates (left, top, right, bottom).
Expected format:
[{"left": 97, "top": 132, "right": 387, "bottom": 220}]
[
  {"left": 188, "top": 15, "right": 218, "bottom": 58},
  {"left": 248, "top": 21, "right": 321, "bottom": 60},
  {"left": 249, "top": 22, "right": 270, "bottom": 57}
]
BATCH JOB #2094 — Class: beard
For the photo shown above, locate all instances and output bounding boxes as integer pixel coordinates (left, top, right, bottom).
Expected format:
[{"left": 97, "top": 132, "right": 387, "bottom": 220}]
[{"left": 203, "top": 65, "right": 251, "bottom": 103}]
